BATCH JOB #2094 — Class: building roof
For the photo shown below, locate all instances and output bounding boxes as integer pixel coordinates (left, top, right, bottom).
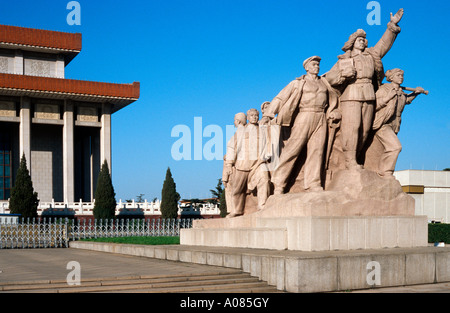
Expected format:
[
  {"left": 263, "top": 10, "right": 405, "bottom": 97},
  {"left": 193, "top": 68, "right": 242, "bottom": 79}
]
[
  {"left": 0, "top": 25, "right": 139, "bottom": 112},
  {"left": 0, "top": 25, "right": 82, "bottom": 63},
  {"left": 0, "top": 73, "right": 140, "bottom": 113}
]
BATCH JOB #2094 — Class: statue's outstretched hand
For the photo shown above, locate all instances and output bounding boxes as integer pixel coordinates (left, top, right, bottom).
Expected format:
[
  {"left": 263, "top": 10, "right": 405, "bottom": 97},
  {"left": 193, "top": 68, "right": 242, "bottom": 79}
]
[
  {"left": 390, "top": 8, "right": 404, "bottom": 24},
  {"left": 259, "top": 116, "right": 271, "bottom": 125},
  {"left": 415, "top": 87, "right": 425, "bottom": 94},
  {"left": 328, "top": 111, "right": 341, "bottom": 122}
]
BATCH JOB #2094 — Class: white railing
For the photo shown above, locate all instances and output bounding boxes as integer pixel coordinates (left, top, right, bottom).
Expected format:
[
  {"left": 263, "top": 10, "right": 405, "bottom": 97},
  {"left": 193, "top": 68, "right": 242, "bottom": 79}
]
[
  {"left": 0, "top": 219, "right": 68, "bottom": 249},
  {"left": 0, "top": 214, "right": 20, "bottom": 225},
  {"left": 0, "top": 200, "right": 221, "bottom": 216},
  {"left": 68, "top": 218, "right": 193, "bottom": 241}
]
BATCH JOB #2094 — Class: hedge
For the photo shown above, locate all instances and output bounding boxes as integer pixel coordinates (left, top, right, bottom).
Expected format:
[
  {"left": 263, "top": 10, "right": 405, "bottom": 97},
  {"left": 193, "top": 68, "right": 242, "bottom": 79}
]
[{"left": 428, "top": 223, "right": 450, "bottom": 244}]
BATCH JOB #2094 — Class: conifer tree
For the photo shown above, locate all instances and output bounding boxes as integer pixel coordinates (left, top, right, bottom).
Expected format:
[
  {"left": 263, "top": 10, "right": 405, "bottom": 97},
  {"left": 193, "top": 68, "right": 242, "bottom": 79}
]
[
  {"left": 219, "top": 188, "right": 227, "bottom": 218},
  {"left": 210, "top": 178, "right": 227, "bottom": 217},
  {"left": 160, "top": 167, "right": 180, "bottom": 219},
  {"left": 9, "top": 154, "right": 39, "bottom": 219},
  {"left": 93, "top": 160, "right": 116, "bottom": 220},
  {"left": 209, "top": 179, "right": 223, "bottom": 204}
]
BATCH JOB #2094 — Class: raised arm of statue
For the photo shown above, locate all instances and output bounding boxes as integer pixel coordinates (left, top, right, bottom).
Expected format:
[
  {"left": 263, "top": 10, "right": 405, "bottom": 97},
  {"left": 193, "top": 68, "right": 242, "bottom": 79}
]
[
  {"left": 405, "top": 87, "right": 426, "bottom": 104},
  {"left": 372, "top": 9, "right": 403, "bottom": 58}
]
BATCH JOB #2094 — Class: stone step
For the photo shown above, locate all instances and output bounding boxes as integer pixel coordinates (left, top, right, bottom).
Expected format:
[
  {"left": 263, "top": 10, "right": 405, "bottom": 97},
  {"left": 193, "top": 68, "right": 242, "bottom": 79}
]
[
  {"left": 59, "top": 277, "right": 262, "bottom": 293},
  {"left": 0, "top": 271, "right": 279, "bottom": 293},
  {"left": 193, "top": 286, "right": 285, "bottom": 293},
  {"left": 104, "top": 281, "right": 273, "bottom": 293},
  {"left": 0, "top": 270, "right": 241, "bottom": 289}
]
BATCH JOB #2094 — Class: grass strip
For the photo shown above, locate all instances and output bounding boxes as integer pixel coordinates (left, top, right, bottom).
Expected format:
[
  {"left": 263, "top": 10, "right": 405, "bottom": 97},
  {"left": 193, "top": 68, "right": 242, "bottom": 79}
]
[{"left": 80, "top": 236, "right": 180, "bottom": 245}]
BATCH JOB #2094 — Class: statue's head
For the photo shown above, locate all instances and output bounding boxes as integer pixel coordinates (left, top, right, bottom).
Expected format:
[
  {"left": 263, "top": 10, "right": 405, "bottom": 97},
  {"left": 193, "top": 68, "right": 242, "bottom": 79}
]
[
  {"left": 234, "top": 112, "right": 247, "bottom": 127},
  {"left": 260, "top": 101, "right": 270, "bottom": 114},
  {"left": 385, "top": 68, "right": 404, "bottom": 84},
  {"left": 342, "top": 29, "right": 368, "bottom": 52},
  {"left": 246, "top": 108, "right": 260, "bottom": 124},
  {"left": 303, "top": 56, "right": 321, "bottom": 75}
]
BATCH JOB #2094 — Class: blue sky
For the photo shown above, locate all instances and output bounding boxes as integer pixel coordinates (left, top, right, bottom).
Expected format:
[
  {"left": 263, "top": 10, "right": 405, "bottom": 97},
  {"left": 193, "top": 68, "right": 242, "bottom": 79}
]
[{"left": 1, "top": 0, "right": 449, "bottom": 201}]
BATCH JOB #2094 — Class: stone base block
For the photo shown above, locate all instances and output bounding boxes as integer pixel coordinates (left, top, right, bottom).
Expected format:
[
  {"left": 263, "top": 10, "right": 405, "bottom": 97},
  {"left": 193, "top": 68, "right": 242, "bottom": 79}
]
[
  {"left": 181, "top": 227, "right": 287, "bottom": 250},
  {"left": 180, "top": 215, "right": 428, "bottom": 251}
]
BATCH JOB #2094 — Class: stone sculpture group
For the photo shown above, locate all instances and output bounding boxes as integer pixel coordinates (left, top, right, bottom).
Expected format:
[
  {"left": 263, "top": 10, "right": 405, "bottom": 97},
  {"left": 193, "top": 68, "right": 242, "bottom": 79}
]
[{"left": 223, "top": 8, "right": 428, "bottom": 218}]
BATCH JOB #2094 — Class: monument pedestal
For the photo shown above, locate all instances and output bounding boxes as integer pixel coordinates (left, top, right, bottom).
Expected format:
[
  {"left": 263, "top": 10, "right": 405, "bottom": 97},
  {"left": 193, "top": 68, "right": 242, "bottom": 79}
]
[
  {"left": 180, "top": 215, "right": 428, "bottom": 251},
  {"left": 181, "top": 169, "right": 429, "bottom": 251}
]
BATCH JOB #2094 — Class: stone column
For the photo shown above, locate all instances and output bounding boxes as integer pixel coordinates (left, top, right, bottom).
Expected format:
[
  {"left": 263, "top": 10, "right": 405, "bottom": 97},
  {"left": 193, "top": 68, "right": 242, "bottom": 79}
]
[
  {"left": 89, "top": 135, "right": 94, "bottom": 202},
  {"left": 100, "top": 102, "right": 112, "bottom": 174},
  {"left": 91, "top": 130, "right": 100, "bottom": 201},
  {"left": 63, "top": 100, "right": 75, "bottom": 203},
  {"left": 14, "top": 50, "right": 23, "bottom": 75},
  {"left": 19, "top": 96, "right": 31, "bottom": 170},
  {"left": 56, "top": 55, "right": 65, "bottom": 78}
]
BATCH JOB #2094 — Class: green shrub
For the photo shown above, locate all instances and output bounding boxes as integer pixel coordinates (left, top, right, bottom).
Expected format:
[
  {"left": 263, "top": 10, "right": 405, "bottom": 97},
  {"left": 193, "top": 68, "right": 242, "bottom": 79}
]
[{"left": 428, "top": 223, "right": 450, "bottom": 244}]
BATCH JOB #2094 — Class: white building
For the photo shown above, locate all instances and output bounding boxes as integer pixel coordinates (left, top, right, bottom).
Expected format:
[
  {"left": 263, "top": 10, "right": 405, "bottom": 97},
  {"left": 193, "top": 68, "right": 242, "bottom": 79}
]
[{"left": 394, "top": 170, "right": 450, "bottom": 223}]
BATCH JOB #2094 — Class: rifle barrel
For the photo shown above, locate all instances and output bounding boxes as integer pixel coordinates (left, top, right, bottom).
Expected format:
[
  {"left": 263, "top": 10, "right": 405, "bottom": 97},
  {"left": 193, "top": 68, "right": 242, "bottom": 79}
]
[{"left": 401, "top": 86, "right": 429, "bottom": 95}]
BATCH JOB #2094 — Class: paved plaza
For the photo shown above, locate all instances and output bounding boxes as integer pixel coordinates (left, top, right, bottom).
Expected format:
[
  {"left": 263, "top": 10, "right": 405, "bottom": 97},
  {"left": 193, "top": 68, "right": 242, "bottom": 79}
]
[
  {"left": 0, "top": 248, "right": 448, "bottom": 293},
  {"left": 0, "top": 248, "right": 239, "bottom": 283}
]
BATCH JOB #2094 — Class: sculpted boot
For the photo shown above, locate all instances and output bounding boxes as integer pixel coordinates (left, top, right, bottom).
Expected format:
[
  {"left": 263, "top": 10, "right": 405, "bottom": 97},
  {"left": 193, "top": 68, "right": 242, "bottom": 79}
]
[
  {"left": 273, "top": 186, "right": 284, "bottom": 195},
  {"left": 307, "top": 185, "right": 324, "bottom": 192},
  {"left": 227, "top": 212, "right": 243, "bottom": 218},
  {"left": 376, "top": 171, "right": 396, "bottom": 180},
  {"left": 344, "top": 151, "right": 363, "bottom": 170}
]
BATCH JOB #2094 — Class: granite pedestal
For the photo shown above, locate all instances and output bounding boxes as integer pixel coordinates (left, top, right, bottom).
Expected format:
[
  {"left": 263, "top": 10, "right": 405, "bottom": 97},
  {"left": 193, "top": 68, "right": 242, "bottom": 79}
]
[{"left": 181, "top": 169, "right": 428, "bottom": 251}]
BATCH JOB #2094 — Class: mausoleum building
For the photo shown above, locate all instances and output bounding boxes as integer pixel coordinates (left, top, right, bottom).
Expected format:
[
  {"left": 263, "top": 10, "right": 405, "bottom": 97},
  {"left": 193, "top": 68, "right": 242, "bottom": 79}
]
[{"left": 0, "top": 25, "right": 139, "bottom": 204}]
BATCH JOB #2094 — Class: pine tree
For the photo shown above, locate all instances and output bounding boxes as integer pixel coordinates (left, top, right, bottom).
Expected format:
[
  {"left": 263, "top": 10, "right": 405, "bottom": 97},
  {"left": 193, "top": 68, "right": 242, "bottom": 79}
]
[
  {"left": 9, "top": 154, "right": 39, "bottom": 219},
  {"left": 93, "top": 160, "right": 117, "bottom": 220},
  {"left": 160, "top": 167, "right": 180, "bottom": 219},
  {"left": 210, "top": 178, "right": 227, "bottom": 217},
  {"left": 219, "top": 188, "right": 227, "bottom": 218},
  {"left": 209, "top": 178, "right": 223, "bottom": 204}
]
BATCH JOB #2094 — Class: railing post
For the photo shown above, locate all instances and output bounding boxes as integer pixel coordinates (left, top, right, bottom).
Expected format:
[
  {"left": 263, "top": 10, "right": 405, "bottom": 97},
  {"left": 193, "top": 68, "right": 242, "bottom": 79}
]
[
  {"left": 94, "top": 218, "right": 97, "bottom": 239},
  {"left": 176, "top": 218, "right": 181, "bottom": 236},
  {"left": 64, "top": 218, "right": 69, "bottom": 247}
]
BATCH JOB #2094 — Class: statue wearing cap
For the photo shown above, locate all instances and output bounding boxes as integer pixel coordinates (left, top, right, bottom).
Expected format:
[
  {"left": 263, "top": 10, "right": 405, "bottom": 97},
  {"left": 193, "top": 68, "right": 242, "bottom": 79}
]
[
  {"left": 324, "top": 9, "right": 404, "bottom": 171},
  {"left": 260, "top": 55, "right": 339, "bottom": 194},
  {"left": 363, "top": 68, "right": 425, "bottom": 179}
]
